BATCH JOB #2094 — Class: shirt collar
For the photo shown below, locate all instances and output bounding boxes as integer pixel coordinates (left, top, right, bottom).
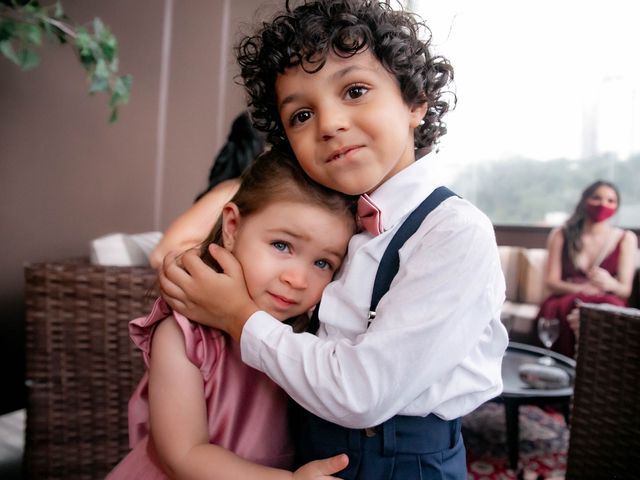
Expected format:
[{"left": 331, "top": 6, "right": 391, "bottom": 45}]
[{"left": 367, "top": 152, "right": 443, "bottom": 232}]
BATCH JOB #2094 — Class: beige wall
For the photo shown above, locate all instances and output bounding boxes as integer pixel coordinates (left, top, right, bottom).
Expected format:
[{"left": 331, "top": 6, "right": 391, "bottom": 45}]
[{"left": 0, "top": 0, "right": 264, "bottom": 413}]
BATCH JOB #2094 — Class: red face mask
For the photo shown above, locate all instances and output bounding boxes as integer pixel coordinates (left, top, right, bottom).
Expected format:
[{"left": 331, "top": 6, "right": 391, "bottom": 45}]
[{"left": 585, "top": 203, "right": 617, "bottom": 222}]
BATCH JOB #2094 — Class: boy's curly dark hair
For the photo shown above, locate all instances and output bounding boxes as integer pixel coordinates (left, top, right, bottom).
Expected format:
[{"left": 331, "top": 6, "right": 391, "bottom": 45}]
[{"left": 237, "top": 0, "right": 454, "bottom": 150}]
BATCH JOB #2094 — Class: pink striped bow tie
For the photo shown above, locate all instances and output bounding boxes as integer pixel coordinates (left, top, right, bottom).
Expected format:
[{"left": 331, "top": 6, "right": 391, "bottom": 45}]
[{"left": 357, "top": 194, "right": 384, "bottom": 236}]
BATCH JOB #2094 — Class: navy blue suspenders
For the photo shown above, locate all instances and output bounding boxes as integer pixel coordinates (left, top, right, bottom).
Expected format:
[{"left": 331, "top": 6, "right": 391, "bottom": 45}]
[{"left": 367, "top": 186, "right": 457, "bottom": 326}]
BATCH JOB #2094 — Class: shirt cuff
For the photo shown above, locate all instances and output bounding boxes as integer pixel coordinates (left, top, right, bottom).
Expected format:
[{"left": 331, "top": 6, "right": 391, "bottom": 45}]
[{"left": 239, "top": 310, "right": 283, "bottom": 370}]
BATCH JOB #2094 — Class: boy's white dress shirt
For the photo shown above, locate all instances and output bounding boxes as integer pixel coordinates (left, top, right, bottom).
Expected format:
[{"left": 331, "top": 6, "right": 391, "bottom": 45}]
[{"left": 241, "top": 156, "right": 508, "bottom": 429}]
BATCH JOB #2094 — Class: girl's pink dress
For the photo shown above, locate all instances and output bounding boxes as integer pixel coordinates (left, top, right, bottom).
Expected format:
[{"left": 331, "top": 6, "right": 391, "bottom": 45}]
[{"left": 107, "top": 298, "right": 294, "bottom": 479}]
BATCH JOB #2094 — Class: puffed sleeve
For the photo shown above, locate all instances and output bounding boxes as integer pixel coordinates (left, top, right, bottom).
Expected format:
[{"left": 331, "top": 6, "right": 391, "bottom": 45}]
[{"left": 127, "top": 298, "right": 224, "bottom": 446}]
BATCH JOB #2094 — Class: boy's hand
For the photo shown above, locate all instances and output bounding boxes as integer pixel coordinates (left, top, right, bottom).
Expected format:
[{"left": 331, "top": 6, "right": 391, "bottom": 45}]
[
  {"left": 159, "top": 246, "right": 258, "bottom": 341},
  {"left": 293, "top": 454, "right": 348, "bottom": 480}
]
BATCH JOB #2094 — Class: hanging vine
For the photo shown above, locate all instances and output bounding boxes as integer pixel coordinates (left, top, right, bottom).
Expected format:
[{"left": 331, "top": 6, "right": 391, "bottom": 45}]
[{"left": 0, "top": 0, "right": 132, "bottom": 122}]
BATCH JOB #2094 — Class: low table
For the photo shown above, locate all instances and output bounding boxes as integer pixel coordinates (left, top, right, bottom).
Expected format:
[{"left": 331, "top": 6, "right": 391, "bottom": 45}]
[{"left": 497, "top": 342, "right": 576, "bottom": 470}]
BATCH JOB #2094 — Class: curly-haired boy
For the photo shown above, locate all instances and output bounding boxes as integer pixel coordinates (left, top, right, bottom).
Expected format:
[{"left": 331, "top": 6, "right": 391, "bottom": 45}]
[{"left": 162, "top": 1, "right": 508, "bottom": 478}]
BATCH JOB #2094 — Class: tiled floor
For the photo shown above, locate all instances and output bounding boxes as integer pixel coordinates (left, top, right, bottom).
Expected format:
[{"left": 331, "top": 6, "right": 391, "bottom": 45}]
[{"left": 0, "top": 409, "right": 24, "bottom": 479}]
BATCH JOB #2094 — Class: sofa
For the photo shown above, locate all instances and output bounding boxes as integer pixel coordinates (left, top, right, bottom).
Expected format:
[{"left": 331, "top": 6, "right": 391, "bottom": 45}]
[{"left": 497, "top": 245, "right": 640, "bottom": 344}]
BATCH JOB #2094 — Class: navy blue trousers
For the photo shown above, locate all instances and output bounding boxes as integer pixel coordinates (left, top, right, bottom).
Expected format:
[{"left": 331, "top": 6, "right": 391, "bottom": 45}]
[{"left": 292, "top": 406, "right": 467, "bottom": 480}]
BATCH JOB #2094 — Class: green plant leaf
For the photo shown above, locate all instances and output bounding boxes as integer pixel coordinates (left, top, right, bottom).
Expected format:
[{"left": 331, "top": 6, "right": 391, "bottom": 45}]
[
  {"left": 88, "top": 57, "right": 109, "bottom": 93},
  {"left": 108, "top": 56, "right": 118, "bottom": 73},
  {"left": 92, "top": 17, "right": 105, "bottom": 37},
  {"left": 24, "top": 2, "right": 45, "bottom": 16},
  {"left": 0, "top": 40, "right": 19, "bottom": 64},
  {"left": 109, "top": 74, "right": 132, "bottom": 107},
  {"left": 75, "top": 28, "right": 96, "bottom": 67},
  {"left": 75, "top": 28, "right": 93, "bottom": 50},
  {"left": 17, "top": 47, "right": 39, "bottom": 70},
  {"left": 22, "top": 23, "right": 42, "bottom": 45},
  {"left": 109, "top": 107, "right": 118, "bottom": 123},
  {"left": 88, "top": 75, "right": 108, "bottom": 93},
  {"left": 0, "top": 19, "right": 17, "bottom": 43},
  {"left": 98, "top": 32, "right": 116, "bottom": 63},
  {"left": 54, "top": 1, "right": 64, "bottom": 19},
  {"left": 1, "top": 2, "right": 133, "bottom": 122}
]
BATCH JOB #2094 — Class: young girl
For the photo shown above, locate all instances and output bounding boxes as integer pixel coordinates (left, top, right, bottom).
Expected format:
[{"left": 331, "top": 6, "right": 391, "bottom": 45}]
[
  {"left": 538, "top": 180, "right": 637, "bottom": 356},
  {"left": 108, "top": 150, "right": 355, "bottom": 479}
]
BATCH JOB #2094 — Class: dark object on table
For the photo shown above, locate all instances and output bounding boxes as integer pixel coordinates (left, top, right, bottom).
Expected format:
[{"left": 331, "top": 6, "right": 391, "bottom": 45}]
[
  {"left": 518, "top": 363, "right": 571, "bottom": 389},
  {"left": 565, "top": 303, "right": 640, "bottom": 479}
]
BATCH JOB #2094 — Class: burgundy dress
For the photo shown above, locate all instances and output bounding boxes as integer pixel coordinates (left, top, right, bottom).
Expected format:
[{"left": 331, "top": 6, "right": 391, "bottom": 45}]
[
  {"left": 107, "top": 298, "right": 294, "bottom": 479},
  {"left": 536, "top": 232, "right": 626, "bottom": 358}
]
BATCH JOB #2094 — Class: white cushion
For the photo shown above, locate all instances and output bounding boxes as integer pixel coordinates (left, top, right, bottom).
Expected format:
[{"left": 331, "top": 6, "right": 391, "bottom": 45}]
[
  {"left": 501, "top": 300, "right": 539, "bottom": 335},
  {"left": 518, "top": 248, "right": 549, "bottom": 305},
  {"left": 90, "top": 232, "right": 163, "bottom": 266},
  {"left": 498, "top": 246, "right": 522, "bottom": 302}
]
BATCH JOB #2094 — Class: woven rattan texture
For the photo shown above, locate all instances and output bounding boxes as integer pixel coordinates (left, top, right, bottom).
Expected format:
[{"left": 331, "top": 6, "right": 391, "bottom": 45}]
[
  {"left": 24, "top": 259, "right": 157, "bottom": 479},
  {"left": 565, "top": 305, "right": 640, "bottom": 479}
]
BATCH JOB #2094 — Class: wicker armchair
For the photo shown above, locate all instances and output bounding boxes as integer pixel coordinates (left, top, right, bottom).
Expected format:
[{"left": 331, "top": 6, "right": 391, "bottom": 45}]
[
  {"left": 565, "top": 303, "right": 640, "bottom": 479},
  {"left": 24, "top": 259, "right": 157, "bottom": 479}
]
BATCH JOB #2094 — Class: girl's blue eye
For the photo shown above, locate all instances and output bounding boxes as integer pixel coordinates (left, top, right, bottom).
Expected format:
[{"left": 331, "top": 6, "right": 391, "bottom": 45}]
[
  {"left": 314, "top": 259, "right": 331, "bottom": 270},
  {"left": 346, "top": 85, "right": 368, "bottom": 100},
  {"left": 291, "top": 110, "right": 312, "bottom": 126},
  {"left": 272, "top": 241, "right": 289, "bottom": 252}
]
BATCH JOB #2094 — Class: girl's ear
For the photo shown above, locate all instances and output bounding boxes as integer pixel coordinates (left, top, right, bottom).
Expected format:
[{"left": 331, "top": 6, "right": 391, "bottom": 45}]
[
  {"left": 221, "top": 202, "right": 241, "bottom": 251},
  {"left": 409, "top": 102, "right": 429, "bottom": 129}
]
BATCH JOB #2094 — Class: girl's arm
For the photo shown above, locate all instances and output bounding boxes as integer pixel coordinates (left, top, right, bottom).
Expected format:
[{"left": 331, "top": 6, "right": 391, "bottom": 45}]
[
  {"left": 544, "top": 228, "right": 602, "bottom": 296},
  {"left": 148, "top": 317, "right": 347, "bottom": 480},
  {"left": 587, "top": 230, "right": 638, "bottom": 298},
  {"left": 149, "top": 179, "right": 241, "bottom": 270}
]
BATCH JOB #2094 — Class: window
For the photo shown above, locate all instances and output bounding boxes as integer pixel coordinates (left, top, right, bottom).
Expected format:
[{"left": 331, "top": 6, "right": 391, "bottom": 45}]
[{"left": 403, "top": 0, "right": 639, "bottom": 227}]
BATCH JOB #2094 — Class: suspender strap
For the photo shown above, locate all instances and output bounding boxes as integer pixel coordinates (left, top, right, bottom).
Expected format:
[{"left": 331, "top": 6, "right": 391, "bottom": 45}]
[{"left": 369, "top": 186, "right": 458, "bottom": 315}]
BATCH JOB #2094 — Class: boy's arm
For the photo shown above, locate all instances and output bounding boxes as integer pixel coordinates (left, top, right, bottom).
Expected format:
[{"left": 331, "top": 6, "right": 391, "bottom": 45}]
[
  {"left": 148, "top": 317, "right": 347, "bottom": 479},
  {"left": 162, "top": 215, "right": 508, "bottom": 428},
  {"left": 241, "top": 219, "right": 506, "bottom": 427}
]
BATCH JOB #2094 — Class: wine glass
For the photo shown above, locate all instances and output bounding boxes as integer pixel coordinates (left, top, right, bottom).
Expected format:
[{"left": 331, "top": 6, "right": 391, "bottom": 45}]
[{"left": 537, "top": 317, "right": 560, "bottom": 365}]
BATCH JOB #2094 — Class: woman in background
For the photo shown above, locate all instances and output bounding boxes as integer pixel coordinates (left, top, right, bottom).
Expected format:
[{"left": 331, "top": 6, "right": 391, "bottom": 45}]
[{"left": 538, "top": 180, "right": 637, "bottom": 357}]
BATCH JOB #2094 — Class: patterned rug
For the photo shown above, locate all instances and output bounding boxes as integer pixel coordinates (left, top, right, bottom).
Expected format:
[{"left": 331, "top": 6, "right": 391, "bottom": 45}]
[{"left": 463, "top": 403, "right": 568, "bottom": 480}]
